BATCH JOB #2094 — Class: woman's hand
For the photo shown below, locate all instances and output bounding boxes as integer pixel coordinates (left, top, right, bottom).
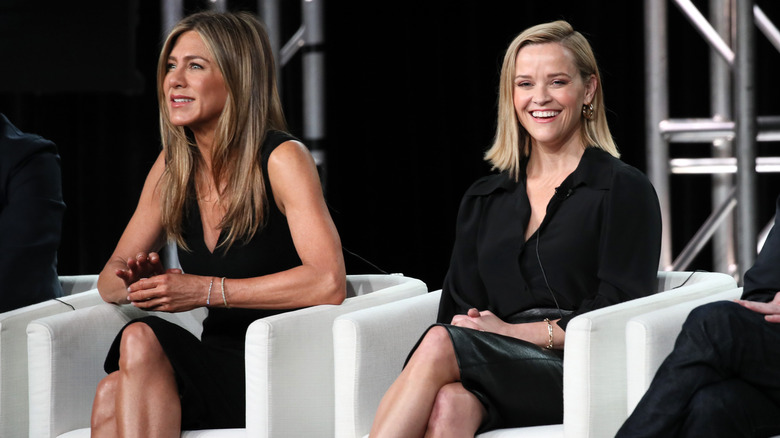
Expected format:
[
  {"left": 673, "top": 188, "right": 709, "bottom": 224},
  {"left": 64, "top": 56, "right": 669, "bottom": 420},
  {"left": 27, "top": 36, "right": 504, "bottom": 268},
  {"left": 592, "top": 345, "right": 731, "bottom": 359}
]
[
  {"left": 451, "top": 308, "right": 564, "bottom": 348},
  {"left": 114, "top": 252, "right": 165, "bottom": 288},
  {"left": 451, "top": 308, "right": 514, "bottom": 337},
  {"left": 126, "top": 271, "right": 211, "bottom": 313},
  {"left": 735, "top": 291, "right": 780, "bottom": 323}
]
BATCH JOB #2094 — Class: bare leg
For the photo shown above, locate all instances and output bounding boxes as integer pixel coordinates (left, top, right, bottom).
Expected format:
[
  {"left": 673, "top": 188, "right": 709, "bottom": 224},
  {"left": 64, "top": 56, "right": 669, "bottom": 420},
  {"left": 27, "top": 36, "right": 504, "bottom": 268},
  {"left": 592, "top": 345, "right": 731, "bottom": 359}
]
[
  {"left": 113, "top": 322, "right": 181, "bottom": 438},
  {"left": 91, "top": 372, "right": 120, "bottom": 438},
  {"left": 370, "top": 326, "right": 465, "bottom": 438},
  {"left": 425, "top": 382, "right": 485, "bottom": 438}
]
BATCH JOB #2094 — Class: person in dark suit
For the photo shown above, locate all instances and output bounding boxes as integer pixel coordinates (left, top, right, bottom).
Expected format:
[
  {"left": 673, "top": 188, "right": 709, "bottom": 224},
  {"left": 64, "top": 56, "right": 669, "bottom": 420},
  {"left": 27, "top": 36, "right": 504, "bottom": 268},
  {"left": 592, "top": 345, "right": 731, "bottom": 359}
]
[
  {"left": 617, "top": 195, "right": 780, "bottom": 437},
  {"left": 0, "top": 113, "right": 65, "bottom": 312}
]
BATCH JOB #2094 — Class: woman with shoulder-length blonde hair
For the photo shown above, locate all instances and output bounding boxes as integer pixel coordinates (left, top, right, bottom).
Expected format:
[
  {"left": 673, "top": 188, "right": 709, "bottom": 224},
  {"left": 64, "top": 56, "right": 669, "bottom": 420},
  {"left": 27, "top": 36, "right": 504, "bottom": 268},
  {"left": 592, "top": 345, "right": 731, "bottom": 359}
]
[
  {"left": 91, "top": 11, "right": 345, "bottom": 436},
  {"left": 370, "top": 20, "right": 661, "bottom": 437}
]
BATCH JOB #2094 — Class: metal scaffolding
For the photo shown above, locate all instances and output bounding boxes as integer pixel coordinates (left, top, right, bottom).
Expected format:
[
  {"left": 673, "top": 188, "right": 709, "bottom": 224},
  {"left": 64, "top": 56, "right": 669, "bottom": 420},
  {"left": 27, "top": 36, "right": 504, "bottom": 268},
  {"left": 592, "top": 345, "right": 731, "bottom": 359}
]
[{"left": 645, "top": 0, "right": 780, "bottom": 281}]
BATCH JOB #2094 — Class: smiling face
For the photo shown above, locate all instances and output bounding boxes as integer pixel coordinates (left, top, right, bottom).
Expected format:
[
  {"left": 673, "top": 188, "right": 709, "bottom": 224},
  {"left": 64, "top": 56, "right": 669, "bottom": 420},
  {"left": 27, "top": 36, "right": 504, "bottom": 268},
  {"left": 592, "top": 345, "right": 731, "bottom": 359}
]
[
  {"left": 165, "top": 31, "right": 228, "bottom": 139},
  {"left": 513, "top": 42, "right": 596, "bottom": 153}
]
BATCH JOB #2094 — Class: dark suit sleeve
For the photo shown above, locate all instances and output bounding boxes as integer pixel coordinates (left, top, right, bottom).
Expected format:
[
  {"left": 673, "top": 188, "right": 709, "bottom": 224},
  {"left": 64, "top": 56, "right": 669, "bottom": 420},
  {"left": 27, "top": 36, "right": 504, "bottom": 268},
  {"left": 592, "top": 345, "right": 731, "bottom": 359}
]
[
  {"left": 557, "top": 167, "right": 662, "bottom": 329},
  {"left": 0, "top": 147, "right": 65, "bottom": 311},
  {"left": 741, "top": 195, "right": 780, "bottom": 303}
]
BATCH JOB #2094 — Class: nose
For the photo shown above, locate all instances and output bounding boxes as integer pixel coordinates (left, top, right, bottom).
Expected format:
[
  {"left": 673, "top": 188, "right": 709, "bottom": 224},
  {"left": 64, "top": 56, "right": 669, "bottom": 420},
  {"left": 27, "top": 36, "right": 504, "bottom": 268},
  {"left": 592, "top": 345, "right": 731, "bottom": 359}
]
[
  {"left": 167, "top": 68, "right": 185, "bottom": 89},
  {"left": 532, "top": 86, "right": 551, "bottom": 106}
]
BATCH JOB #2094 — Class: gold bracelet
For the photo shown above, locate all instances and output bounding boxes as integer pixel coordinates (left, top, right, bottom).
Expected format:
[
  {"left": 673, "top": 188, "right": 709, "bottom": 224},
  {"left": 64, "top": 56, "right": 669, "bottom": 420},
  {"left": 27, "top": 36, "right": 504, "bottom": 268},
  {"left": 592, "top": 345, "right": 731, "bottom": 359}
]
[
  {"left": 206, "top": 277, "right": 214, "bottom": 306},
  {"left": 220, "top": 277, "right": 229, "bottom": 308},
  {"left": 544, "top": 318, "right": 554, "bottom": 349}
]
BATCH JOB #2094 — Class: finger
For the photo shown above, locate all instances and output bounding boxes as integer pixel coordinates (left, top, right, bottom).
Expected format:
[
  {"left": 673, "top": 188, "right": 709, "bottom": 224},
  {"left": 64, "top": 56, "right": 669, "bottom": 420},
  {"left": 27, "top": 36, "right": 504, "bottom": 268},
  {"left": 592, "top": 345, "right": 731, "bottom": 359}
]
[
  {"left": 166, "top": 268, "right": 183, "bottom": 274},
  {"left": 766, "top": 314, "right": 780, "bottom": 323},
  {"left": 467, "top": 308, "right": 481, "bottom": 318}
]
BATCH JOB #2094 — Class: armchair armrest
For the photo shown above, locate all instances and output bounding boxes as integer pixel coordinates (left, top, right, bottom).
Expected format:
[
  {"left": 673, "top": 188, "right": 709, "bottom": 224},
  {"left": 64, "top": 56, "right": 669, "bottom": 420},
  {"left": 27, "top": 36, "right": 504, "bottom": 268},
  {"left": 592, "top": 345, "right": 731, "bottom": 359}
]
[
  {"left": 58, "top": 275, "right": 99, "bottom": 296},
  {"left": 625, "top": 287, "right": 743, "bottom": 414},
  {"left": 562, "top": 271, "right": 737, "bottom": 438},
  {"left": 0, "top": 289, "right": 103, "bottom": 438},
  {"left": 245, "top": 274, "right": 427, "bottom": 438},
  {"left": 333, "top": 290, "right": 441, "bottom": 438}
]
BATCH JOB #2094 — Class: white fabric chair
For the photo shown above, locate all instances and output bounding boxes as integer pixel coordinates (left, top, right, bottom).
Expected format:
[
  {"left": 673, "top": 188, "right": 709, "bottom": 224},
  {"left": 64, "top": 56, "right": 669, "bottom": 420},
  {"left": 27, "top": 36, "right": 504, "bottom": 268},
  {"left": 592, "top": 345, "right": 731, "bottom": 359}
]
[
  {"left": 0, "top": 275, "right": 102, "bottom": 438},
  {"left": 27, "top": 274, "right": 427, "bottom": 438},
  {"left": 332, "top": 271, "right": 737, "bottom": 438},
  {"left": 625, "top": 286, "right": 743, "bottom": 415}
]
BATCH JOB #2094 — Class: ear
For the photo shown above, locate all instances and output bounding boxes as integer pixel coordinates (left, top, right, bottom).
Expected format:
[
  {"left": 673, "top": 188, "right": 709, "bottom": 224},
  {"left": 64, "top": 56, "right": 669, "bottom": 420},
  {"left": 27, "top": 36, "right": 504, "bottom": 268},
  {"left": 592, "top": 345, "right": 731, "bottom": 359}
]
[{"left": 584, "top": 74, "right": 597, "bottom": 105}]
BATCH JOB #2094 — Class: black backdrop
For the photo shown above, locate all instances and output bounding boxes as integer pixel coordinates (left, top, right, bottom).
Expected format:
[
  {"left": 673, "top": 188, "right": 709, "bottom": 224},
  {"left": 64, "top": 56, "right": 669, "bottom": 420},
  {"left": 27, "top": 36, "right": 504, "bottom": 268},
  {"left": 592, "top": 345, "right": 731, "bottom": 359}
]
[{"left": 1, "top": 0, "right": 779, "bottom": 290}]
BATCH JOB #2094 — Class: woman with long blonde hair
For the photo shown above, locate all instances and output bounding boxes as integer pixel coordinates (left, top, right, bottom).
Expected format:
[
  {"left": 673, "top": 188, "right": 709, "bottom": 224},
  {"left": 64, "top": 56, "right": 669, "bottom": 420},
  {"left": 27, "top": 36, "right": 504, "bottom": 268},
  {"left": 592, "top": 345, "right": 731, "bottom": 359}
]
[
  {"left": 370, "top": 20, "right": 661, "bottom": 437},
  {"left": 91, "top": 11, "right": 345, "bottom": 436}
]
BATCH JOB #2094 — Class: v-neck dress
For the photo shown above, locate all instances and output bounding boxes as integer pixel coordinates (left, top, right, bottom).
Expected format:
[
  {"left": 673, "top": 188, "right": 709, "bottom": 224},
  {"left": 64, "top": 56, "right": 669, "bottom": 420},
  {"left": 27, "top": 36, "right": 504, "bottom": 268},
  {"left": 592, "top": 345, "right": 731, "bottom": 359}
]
[
  {"left": 415, "top": 147, "right": 662, "bottom": 432},
  {"left": 103, "top": 130, "right": 302, "bottom": 430}
]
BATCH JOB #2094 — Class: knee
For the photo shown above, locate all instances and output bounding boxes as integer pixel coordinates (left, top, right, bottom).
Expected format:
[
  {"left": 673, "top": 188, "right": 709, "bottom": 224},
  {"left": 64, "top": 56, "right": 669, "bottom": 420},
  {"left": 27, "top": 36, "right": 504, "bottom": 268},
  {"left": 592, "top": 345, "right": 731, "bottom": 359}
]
[
  {"left": 409, "top": 326, "right": 456, "bottom": 367},
  {"left": 683, "top": 301, "right": 743, "bottom": 336},
  {"left": 118, "top": 322, "right": 166, "bottom": 370},
  {"left": 428, "top": 384, "right": 483, "bottom": 435}
]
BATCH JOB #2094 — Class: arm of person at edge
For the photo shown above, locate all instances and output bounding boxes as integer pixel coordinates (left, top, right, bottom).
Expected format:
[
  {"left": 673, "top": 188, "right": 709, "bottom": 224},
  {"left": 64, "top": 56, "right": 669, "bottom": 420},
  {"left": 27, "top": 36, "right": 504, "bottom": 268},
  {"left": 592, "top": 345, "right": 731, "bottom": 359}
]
[
  {"left": 449, "top": 166, "right": 662, "bottom": 349},
  {"left": 734, "top": 195, "right": 780, "bottom": 322},
  {"left": 98, "top": 141, "right": 346, "bottom": 311}
]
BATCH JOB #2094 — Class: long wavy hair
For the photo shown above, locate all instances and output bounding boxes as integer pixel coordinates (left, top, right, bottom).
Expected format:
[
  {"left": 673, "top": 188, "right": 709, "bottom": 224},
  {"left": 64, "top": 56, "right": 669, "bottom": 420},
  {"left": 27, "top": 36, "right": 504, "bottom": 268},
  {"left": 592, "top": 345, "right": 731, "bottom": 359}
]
[
  {"left": 157, "top": 11, "right": 287, "bottom": 251},
  {"left": 485, "top": 20, "right": 618, "bottom": 180}
]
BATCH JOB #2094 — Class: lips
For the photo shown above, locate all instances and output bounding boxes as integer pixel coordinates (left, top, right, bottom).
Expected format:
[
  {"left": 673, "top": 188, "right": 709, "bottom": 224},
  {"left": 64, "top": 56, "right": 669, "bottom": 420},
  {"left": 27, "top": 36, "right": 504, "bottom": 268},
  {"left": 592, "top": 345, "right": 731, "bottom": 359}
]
[{"left": 170, "top": 95, "right": 194, "bottom": 108}]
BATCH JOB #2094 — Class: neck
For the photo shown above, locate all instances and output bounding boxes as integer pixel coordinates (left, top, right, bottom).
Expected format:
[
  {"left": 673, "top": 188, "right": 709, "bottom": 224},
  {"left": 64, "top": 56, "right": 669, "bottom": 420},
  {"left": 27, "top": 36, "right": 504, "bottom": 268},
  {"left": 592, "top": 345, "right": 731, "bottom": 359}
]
[{"left": 527, "top": 141, "right": 585, "bottom": 178}]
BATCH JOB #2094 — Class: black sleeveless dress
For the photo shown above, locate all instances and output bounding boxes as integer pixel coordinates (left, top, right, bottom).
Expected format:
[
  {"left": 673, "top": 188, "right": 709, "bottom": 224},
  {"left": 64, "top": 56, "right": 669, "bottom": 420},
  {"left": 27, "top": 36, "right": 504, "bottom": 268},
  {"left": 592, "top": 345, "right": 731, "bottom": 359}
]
[{"left": 104, "top": 131, "right": 302, "bottom": 430}]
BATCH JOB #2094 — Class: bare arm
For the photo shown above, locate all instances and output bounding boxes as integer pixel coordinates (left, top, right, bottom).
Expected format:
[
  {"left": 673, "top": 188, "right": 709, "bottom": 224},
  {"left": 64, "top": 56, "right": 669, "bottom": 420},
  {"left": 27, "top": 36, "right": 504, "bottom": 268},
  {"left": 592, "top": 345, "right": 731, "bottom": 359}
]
[
  {"left": 97, "top": 152, "right": 167, "bottom": 304},
  {"left": 127, "top": 141, "right": 346, "bottom": 311}
]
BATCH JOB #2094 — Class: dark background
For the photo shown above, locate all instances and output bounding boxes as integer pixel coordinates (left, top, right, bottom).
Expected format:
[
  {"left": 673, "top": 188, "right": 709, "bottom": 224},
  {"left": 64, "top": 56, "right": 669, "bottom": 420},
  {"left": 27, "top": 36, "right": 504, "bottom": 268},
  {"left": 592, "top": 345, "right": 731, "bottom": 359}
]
[{"left": 1, "top": 0, "right": 779, "bottom": 290}]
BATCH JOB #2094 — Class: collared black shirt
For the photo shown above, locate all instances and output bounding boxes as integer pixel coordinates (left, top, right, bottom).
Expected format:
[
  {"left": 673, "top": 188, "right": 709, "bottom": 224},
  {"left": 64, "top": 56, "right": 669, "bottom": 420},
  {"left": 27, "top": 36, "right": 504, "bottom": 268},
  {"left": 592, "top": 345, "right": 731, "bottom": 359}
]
[{"left": 437, "top": 147, "right": 662, "bottom": 330}]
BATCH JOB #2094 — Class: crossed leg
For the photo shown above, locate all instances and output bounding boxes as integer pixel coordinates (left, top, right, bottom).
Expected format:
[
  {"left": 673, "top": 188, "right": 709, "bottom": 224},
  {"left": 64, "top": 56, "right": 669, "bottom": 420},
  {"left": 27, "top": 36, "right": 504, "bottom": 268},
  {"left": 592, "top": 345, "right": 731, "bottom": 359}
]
[
  {"left": 370, "top": 326, "right": 485, "bottom": 438},
  {"left": 91, "top": 322, "right": 181, "bottom": 438}
]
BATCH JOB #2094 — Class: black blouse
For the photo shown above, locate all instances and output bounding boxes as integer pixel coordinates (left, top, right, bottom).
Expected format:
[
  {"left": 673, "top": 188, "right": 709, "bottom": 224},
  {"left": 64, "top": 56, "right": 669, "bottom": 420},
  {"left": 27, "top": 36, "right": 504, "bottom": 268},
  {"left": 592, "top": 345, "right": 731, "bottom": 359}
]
[{"left": 437, "top": 147, "right": 662, "bottom": 330}]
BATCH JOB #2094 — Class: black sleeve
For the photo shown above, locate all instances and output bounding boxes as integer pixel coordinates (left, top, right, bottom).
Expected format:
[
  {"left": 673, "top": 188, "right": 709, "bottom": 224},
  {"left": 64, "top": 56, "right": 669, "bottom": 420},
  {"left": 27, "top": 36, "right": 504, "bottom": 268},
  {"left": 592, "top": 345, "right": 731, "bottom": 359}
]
[
  {"left": 0, "top": 147, "right": 65, "bottom": 311},
  {"left": 741, "top": 195, "right": 780, "bottom": 303},
  {"left": 557, "top": 167, "right": 662, "bottom": 329},
  {"left": 436, "top": 191, "right": 488, "bottom": 323}
]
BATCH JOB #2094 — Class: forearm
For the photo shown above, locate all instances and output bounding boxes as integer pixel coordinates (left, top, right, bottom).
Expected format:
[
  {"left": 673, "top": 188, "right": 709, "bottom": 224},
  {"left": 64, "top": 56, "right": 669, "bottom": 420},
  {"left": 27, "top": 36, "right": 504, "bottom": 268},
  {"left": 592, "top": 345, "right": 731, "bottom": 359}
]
[{"left": 213, "top": 264, "right": 346, "bottom": 310}]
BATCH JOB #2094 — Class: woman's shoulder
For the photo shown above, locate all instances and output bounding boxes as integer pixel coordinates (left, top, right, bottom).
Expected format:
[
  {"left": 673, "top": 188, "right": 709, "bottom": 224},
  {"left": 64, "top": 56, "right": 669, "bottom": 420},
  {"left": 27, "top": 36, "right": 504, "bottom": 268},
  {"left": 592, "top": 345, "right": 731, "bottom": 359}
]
[
  {"left": 583, "top": 147, "right": 653, "bottom": 190},
  {"left": 463, "top": 172, "right": 517, "bottom": 198}
]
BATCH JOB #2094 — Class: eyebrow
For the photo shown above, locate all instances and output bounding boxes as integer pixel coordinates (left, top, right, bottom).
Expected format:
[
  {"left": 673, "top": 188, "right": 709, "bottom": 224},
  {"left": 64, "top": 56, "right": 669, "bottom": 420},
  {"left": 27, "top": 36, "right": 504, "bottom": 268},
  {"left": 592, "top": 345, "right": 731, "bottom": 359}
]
[
  {"left": 168, "top": 54, "right": 211, "bottom": 63},
  {"left": 514, "top": 72, "right": 573, "bottom": 80}
]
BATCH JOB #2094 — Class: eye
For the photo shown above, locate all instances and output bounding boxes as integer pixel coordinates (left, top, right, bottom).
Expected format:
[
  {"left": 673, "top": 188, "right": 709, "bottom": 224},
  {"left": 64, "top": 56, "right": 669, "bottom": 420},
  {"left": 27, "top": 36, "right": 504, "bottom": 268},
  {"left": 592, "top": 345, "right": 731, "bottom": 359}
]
[
  {"left": 189, "top": 62, "right": 204, "bottom": 70},
  {"left": 551, "top": 79, "right": 569, "bottom": 87},
  {"left": 166, "top": 63, "right": 176, "bottom": 72},
  {"left": 515, "top": 81, "right": 532, "bottom": 88}
]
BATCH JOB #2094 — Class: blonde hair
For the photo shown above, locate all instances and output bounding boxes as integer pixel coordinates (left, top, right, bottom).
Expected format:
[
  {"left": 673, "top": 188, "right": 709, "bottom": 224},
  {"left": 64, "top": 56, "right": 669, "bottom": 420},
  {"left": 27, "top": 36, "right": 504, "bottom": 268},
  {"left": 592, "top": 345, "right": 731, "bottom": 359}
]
[
  {"left": 157, "top": 11, "right": 287, "bottom": 251},
  {"left": 485, "top": 20, "right": 618, "bottom": 180}
]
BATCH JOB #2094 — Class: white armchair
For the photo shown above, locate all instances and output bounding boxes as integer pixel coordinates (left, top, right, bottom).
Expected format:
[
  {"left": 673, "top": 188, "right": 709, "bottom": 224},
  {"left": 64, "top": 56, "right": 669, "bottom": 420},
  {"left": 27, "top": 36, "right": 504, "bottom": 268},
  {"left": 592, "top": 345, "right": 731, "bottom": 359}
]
[
  {"left": 332, "top": 271, "right": 737, "bottom": 438},
  {"left": 27, "top": 274, "right": 427, "bottom": 438},
  {"left": 0, "top": 275, "right": 102, "bottom": 438},
  {"left": 625, "top": 286, "right": 743, "bottom": 415}
]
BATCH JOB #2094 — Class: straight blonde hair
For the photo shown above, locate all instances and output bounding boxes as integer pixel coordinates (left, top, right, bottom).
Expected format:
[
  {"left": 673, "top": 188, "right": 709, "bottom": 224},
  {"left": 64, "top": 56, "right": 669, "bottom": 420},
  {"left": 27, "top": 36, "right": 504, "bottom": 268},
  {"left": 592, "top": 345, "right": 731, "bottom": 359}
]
[
  {"left": 157, "top": 11, "right": 287, "bottom": 251},
  {"left": 485, "top": 20, "right": 618, "bottom": 180}
]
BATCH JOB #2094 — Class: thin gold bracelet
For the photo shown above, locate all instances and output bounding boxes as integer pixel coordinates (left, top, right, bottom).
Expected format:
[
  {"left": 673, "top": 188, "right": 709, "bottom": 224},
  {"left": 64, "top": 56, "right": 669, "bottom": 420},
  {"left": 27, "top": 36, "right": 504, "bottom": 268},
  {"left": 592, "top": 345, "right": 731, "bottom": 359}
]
[
  {"left": 220, "top": 277, "right": 229, "bottom": 308},
  {"left": 544, "top": 318, "right": 554, "bottom": 349},
  {"left": 206, "top": 277, "right": 214, "bottom": 306}
]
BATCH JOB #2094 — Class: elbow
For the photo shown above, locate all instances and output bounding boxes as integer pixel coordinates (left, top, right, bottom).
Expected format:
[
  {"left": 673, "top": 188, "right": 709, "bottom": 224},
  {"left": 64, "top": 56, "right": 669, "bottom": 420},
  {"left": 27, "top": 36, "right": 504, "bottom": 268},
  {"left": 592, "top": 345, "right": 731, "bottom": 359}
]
[{"left": 319, "top": 268, "right": 346, "bottom": 306}]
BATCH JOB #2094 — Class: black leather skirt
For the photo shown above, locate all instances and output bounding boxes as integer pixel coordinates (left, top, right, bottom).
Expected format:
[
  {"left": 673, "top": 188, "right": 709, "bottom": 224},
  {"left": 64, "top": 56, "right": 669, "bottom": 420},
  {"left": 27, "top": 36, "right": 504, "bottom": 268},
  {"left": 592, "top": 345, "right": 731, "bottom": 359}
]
[{"left": 407, "top": 308, "right": 569, "bottom": 432}]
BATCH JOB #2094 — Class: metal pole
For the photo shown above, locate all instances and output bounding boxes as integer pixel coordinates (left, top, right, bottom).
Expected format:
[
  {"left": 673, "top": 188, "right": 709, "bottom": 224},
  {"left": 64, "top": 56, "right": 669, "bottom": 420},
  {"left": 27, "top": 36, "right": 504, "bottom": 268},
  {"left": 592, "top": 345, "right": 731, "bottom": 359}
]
[
  {"left": 302, "top": 0, "right": 327, "bottom": 179},
  {"left": 161, "top": 0, "right": 184, "bottom": 38},
  {"left": 259, "top": 0, "right": 283, "bottom": 94},
  {"left": 735, "top": 0, "right": 758, "bottom": 281},
  {"left": 710, "top": 0, "right": 736, "bottom": 275},
  {"left": 208, "top": 0, "right": 227, "bottom": 12},
  {"left": 646, "top": 0, "right": 672, "bottom": 269}
]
